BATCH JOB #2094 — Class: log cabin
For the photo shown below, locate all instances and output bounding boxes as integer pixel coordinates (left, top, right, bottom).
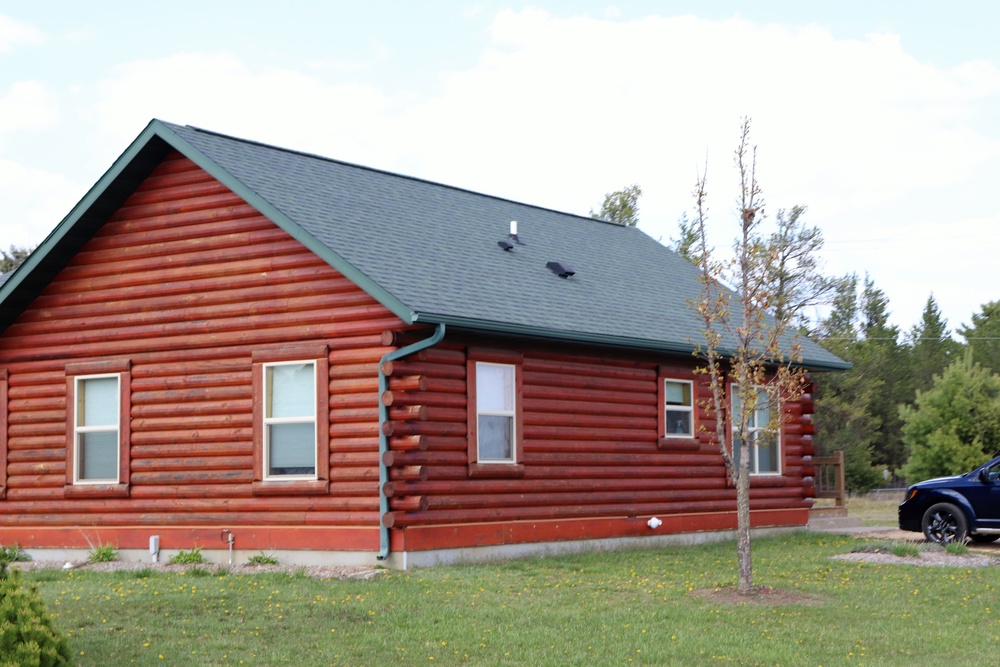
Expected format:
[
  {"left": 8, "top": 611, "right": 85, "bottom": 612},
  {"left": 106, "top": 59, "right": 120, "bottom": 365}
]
[{"left": 0, "top": 120, "right": 848, "bottom": 568}]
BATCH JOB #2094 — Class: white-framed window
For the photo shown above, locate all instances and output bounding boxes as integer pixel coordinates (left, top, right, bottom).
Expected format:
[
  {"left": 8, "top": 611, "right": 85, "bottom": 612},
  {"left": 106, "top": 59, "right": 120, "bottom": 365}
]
[
  {"left": 263, "top": 360, "right": 318, "bottom": 479},
  {"left": 663, "top": 379, "right": 694, "bottom": 438},
  {"left": 731, "top": 385, "right": 781, "bottom": 474},
  {"left": 73, "top": 374, "right": 121, "bottom": 484},
  {"left": 475, "top": 362, "right": 517, "bottom": 463}
]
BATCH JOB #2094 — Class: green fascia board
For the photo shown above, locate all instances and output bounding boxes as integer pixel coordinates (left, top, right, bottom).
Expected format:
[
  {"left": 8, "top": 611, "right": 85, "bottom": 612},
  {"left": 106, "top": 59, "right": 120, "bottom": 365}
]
[
  {"left": 414, "top": 312, "right": 852, "bottom": 371},
  {"left": 149, "top": 121, "right": 419, "bottom": 325}
]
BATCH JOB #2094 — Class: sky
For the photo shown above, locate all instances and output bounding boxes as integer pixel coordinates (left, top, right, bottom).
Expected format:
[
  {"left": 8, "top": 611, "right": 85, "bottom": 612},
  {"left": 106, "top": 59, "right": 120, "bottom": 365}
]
[{"left": 2, "top": 1, "right": 999, "bottom": 336}]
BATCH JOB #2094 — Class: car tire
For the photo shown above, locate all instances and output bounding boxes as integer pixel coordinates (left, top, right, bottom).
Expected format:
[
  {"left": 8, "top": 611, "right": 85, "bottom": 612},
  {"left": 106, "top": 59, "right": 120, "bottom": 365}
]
[
  {"left": 922, "top": 503, "right": 968, "bottom": 544},
  {"left": 970, "top": 534, "right": 1000, "bottom": 544}
]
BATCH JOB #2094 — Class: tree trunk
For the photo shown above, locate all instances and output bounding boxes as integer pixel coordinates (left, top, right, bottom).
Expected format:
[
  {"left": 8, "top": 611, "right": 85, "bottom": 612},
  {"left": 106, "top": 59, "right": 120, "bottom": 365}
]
[{"left": 735, "top": 465, "right": 753, "bottom": 592}]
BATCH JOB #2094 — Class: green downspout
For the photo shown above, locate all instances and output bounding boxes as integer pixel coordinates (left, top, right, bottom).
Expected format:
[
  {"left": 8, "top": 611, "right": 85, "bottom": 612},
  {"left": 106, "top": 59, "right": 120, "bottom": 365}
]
[{"left": 377, "top": 323, "right": 446, "bottom": 561}]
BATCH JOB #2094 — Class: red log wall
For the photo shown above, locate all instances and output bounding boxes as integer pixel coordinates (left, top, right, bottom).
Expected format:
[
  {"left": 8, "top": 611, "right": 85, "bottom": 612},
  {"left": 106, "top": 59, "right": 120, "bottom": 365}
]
[
  {"left": 0, "top": 151, "right": 817, "bottom": 558},
  {"left": 0, "top": 152, "right": 401, "bottom": 551},
  {"left": 380, "top": 341, "right": 816, "bottom": 551}
]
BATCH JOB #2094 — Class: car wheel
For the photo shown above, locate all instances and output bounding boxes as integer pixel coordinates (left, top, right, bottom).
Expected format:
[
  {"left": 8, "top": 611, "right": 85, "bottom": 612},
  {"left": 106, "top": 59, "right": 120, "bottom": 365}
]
[
  {"left": 970, "top": 534, "right": 1000, "bottom": 544},
  {"left": 921, "top": 503, "right": 968, "bottom": 545}
]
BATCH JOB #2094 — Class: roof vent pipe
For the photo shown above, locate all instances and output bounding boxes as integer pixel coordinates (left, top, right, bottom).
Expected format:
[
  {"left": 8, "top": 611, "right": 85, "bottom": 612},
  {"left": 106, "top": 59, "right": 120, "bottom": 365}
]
[{"left": 508, "top": 220, "right": 524, "bottom": 245}]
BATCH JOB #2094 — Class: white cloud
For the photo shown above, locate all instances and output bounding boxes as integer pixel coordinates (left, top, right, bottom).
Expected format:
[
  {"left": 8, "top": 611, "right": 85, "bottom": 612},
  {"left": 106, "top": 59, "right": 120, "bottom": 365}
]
[
  {"left": 90, "top": 51, "right": 413, "bottom": 168},
  {"left": 0, "top": 158, "right": 80, "bottom": 247},
  {"left": 78, "top": 9, "right": 1000, "bottom": 330},
  {"left": 0, "top": 81, "right": 59, "bottom": 137},
  {"left": 0, "top": 13, "right": 45, "bottom": 53}
]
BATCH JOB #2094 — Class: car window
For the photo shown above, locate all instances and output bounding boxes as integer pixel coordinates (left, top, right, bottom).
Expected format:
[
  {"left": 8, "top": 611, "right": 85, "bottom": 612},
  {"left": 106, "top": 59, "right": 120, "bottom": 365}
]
[{"left": 989, "top": 462, "right": 1000, "bottom": 482}]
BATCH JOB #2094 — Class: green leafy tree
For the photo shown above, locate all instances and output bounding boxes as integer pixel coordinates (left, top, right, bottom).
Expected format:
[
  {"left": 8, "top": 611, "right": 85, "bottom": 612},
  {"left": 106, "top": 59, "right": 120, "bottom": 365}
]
[
  {"left": 591, "top": 184, "right": 642, "bottom": 227},
  {"left": 669, "top": 212, "right": 701, "bottom": 263},
  {"left": 907, "top": 294, "right": 960, "bottom": 394},
  {"left": 0, "top": 245, "right": 34, "bottom": 273},
  {"left": 690, "top": 118, "right": 818, "bottom": 593},
  {"left": 958, "top": 301, "right": 1000, "bottom": 374},
  {"left": 765, "top": 206, "right": 834, "bottom": 330},
  {"left": 901, "top": 351, "right": 1000, "bottom": 481}
]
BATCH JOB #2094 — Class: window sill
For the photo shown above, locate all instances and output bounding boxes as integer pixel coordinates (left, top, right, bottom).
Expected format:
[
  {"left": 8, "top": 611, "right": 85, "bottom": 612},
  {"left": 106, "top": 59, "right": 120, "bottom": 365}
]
[
  {"left": 63, "top": 484, "right": 130, "bottom": 499},
  {"left": 657, "top": 437, "right": 701, "bottom": 451},
  {"left": 468, "top": 463, "right": 525, "bottom": 479},
  {"left": 252, "top": 480, "right": 330, "bottom": 496}
]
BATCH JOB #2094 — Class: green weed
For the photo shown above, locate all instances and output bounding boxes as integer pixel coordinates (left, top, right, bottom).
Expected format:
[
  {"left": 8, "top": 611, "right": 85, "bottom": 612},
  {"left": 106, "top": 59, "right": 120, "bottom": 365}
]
[
  {"left": 247, "top": 552, "right": 279, "bottom": 566},
  {"left": 87, "top": 543, "right": 118, "bottom": 563},
  {"left": 168, "top": 547, "right": 205, "bottom": 565}
]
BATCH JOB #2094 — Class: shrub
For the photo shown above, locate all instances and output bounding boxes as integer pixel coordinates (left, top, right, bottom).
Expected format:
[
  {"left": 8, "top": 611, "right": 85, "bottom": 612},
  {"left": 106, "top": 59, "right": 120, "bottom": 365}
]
[
  {"left": 169, "top": 547, "right": 206, "bottom": 565},
  {"left": 901, "top": 352, "right": 1000, "bottom": 482},
  {"left": 0, "top": 568, "right": 73, "bottom": 666}
]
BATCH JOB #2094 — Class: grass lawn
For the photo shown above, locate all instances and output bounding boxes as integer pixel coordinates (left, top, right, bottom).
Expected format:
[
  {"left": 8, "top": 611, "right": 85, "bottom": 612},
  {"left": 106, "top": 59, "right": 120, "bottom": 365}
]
[
  {"left": 846, "top": 492, "right": 904, "bottom": 526},
  {"left": 23, "top": 531, "right": 998, "bottom": 666}
]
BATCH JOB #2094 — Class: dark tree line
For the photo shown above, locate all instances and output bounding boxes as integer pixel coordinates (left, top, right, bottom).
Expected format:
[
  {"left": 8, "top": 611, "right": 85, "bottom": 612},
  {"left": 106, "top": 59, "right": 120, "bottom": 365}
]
[
  {"left": 809, "top": 277, "right": 1000, "bottom": 490},
  {"left": 0, "top": 245, "right": 34, "bottom": 274}
]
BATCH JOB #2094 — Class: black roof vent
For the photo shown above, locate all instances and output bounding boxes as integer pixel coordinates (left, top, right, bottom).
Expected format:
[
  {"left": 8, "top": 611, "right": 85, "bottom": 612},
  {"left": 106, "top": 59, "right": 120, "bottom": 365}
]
[
  {"left": 546, "top": 261, "right": 575, "bottom": 278},
  {"left": 498, "top": 240, "right": 514, "bottom": 251}
]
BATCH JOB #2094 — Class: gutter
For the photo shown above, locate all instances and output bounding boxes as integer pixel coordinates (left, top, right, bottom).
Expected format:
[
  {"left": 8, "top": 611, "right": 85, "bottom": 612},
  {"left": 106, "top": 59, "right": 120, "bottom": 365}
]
[
  {"left": 413, "top": 313, "right": 850, "bottom": 372},
  {"left": 377, "top": 323, "right": 446, "bottom": 560}
]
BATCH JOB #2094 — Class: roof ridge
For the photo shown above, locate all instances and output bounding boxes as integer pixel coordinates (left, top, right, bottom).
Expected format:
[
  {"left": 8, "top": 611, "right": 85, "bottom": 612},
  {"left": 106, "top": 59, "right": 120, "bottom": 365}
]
[{"left": 174, "top": 122, "right": 630, "bottom": 230}]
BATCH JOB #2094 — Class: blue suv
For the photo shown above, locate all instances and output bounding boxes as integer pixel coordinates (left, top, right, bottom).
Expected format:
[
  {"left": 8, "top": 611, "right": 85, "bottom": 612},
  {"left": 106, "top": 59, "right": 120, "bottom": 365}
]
[{"left": 898, "top": 456, "right": 1000, "bottom": 544}]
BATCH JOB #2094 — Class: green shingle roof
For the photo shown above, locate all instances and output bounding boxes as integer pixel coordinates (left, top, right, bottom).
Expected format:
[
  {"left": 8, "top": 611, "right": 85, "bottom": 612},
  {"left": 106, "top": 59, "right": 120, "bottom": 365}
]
[{"left": 0, "top": 120, "right": 848, "bottom": 371}]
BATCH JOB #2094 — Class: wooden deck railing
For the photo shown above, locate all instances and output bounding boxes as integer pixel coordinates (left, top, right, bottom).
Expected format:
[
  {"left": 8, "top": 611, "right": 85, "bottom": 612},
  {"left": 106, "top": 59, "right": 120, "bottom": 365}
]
[{"left": 812, "top": 450, "right": 845, "bottom": 509}]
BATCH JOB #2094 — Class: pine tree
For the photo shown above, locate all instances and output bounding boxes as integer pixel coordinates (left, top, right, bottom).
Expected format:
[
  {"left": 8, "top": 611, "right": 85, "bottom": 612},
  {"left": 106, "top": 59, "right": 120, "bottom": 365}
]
[
  {"left": 813, "top": 273, "right": 882, "bottom": 491},
  {"left": 907, "top": 294, "right": 960, "bottom": 394},
  {"left": 958, "top": 301, "right": 1000, "bottom": 374},
  {"left": 0, "top": 568, "right": 73, "bottom": 666}
]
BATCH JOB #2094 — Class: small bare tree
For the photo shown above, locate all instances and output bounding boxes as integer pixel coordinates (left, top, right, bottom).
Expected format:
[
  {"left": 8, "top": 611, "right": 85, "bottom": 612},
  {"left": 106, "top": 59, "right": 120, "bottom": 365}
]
[{"left": 691, "top": 118, "right": 822, "bottom": 593}]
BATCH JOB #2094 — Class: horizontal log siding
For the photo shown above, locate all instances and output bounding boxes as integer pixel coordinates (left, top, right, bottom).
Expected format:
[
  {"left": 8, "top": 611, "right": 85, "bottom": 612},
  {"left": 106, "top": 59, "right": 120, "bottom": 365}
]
[
  {"left": 0, "top": 152, "right": 404, "bottom": 527},
  {"left": 382, "top": 345, "right": 815, "bottom": 528}
]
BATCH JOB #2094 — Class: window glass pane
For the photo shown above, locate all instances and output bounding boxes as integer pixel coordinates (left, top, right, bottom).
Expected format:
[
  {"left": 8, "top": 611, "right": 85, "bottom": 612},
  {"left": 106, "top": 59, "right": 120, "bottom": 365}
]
[
  {"left": 80, "top": 377, "right": 117, "bottom": 426},
  {"left": 268, "top": 363, "right": 315, "bottom": 418},
  {"left": 268, "top": 422, "right": 316, "bottom": 475},
  {"left": 756, "top": 432, "right": 779, "bottom": 472},
  {"left": 477, "top": 364, "right": 514, "bottom": 411},
  {"left": 79, "top": 431, "right": 117, "bottom": 481},
  {"left": 755, "top": 403, "right": 770, "bottom": 429},
  {"left": 665, "top": 381, "right": 690, "bottom": 406},
  {"left": 478, "top": 415, "right": 513, "bottom": 461},
  {"left": 666, "top": 410, "right": 691, "bottom": 435}
]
